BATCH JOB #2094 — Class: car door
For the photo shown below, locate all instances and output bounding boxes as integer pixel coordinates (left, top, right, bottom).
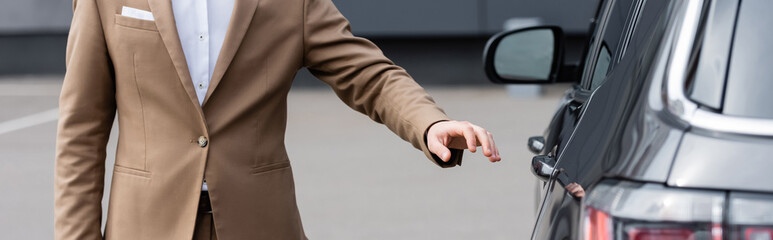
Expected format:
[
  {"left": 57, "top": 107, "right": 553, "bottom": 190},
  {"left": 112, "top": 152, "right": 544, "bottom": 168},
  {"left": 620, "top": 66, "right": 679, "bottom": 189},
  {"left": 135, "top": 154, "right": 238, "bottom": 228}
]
[
  {"left": 532, "top": 0, "right": 608, "bottom": 213},
  {"left": 531, "top": 0, "right": 648, "bottom": 239}
]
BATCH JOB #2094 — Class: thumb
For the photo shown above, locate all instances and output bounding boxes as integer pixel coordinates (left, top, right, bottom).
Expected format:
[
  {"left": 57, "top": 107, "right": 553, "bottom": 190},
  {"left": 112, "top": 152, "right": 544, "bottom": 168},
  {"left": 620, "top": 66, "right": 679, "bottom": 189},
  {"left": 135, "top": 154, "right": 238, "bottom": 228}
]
[{"left": 428, "top": 138, "right": 452, "bottom": 162}]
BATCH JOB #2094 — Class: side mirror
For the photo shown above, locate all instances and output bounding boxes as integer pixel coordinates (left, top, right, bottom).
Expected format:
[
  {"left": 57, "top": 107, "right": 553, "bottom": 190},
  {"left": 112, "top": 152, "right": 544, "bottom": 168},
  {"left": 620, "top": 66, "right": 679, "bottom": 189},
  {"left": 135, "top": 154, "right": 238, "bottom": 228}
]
[{"left": 483, "top": 26, "right": 564, "bottom": 84}]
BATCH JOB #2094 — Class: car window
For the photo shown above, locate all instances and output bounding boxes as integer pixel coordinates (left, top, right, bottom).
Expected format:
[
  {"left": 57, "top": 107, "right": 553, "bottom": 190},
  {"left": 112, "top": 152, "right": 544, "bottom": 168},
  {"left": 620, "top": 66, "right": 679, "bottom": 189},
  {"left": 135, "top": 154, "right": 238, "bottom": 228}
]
[
  {"left": 687, "top": 0, "right": 738, "bottom": 110},
  {"left": 590, "top": 45, "right": 611, "bottom": 90},
  {"left": 581, "top": 0, "right": 639, "bottom": 91},
  {"left": 722, "top": 0, "right": 773, "bottom": 118}
]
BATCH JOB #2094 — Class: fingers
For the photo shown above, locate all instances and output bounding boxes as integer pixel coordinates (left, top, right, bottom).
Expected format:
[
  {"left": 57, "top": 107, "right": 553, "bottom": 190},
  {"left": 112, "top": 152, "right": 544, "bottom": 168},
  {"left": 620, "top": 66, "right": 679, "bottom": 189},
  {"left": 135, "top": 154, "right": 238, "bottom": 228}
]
[
  {"left": 473, "top": 127, "right": 492, "bottom": 157},
  {"left": 487, "top": 131, "right": 501, "bottom": 162},
  {"left": 427, "top": 120, "right": 502, "bottom": 163},
  {"left": 428, "top": 136, "right": 452, "bottom": 162},
  {"left": 472, "top": 124, "right": 500, "bottom": 162},
  {"left": 565, "top": 183, "right": 579, "bottom": 194},
  {"left": 565, "top": 183, "right": 585, "bottom": 197},
  {"left": 459, "top": 122, "right": 478, "bottom": 153}
]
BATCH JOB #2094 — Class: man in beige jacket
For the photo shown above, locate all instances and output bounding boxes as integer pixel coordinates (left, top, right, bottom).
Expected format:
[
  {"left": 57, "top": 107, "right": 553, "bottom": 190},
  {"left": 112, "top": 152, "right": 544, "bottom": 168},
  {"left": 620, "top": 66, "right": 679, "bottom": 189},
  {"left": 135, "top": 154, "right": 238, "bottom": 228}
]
[{"left": 55, "top": 0, "right": 501, "bottom": 239}]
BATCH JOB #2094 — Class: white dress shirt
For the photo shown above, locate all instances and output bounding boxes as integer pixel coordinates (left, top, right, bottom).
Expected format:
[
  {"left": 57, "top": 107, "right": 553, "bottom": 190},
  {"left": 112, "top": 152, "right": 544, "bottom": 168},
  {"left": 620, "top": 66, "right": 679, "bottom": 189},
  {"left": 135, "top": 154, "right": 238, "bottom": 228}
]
[{"left": 172, "top": 0, "right": 235, "bottom": 191}]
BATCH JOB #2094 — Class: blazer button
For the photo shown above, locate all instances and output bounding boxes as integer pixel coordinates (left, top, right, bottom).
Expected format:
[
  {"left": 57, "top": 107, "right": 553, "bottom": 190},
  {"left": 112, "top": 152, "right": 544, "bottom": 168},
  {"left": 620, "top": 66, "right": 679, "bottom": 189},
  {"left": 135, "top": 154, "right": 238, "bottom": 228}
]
[{"left": 197, "top": 136, "right": 208, "bottom": 147}]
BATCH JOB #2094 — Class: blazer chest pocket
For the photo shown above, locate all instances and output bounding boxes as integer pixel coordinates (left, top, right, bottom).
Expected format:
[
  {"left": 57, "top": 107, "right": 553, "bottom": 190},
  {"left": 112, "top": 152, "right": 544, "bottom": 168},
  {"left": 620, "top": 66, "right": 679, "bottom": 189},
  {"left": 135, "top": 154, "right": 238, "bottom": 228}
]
[{"left": 114, "top": 14, "right": 157, "bottom": 31}]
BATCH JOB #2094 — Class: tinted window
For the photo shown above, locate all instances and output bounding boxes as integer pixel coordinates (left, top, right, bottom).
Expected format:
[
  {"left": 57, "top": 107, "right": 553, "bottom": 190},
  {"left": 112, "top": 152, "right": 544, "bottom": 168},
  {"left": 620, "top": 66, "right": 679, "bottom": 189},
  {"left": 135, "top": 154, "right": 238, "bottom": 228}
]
[
  {"left": 582, "top": 0, "right": 638, "bottom": 91},
  {"left": 687, "top": 0, "right": 738, "bottom": 110},
  {"left": 723, "top": 0, "right": 773, "bottom": 118},
  {"left": 590, "top": 45, "right": 611, "bottom": 90}
]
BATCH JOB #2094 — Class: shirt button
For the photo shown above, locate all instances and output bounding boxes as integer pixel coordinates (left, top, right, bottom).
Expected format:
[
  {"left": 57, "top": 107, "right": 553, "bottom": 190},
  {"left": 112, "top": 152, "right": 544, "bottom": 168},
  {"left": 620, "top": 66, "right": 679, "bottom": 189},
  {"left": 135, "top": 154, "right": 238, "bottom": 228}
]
[
  {"left": 199, "top": 33, "right": 206, "bottom": 41},
  {"left": 197, "top": 136, "right": 208, "bottom": 147},
  {"left": 198, "top": 82, "right": 205, "bottom": 89}
]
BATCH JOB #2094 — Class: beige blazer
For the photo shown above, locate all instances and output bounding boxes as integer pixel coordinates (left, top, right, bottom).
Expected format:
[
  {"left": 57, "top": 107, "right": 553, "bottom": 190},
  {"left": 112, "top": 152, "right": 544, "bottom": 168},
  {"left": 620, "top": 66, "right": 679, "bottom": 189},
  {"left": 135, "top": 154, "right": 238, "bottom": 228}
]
[{"left": 55, "top": 0, "right": 463, "bottom": 239}]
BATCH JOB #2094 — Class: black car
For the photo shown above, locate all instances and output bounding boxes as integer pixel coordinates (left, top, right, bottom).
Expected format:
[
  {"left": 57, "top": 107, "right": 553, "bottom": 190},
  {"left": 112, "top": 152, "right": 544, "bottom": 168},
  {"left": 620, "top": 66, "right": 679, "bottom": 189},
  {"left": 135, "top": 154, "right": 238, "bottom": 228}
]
[{"left": 484, "top": 0, "right": 773, "bottom": 239}]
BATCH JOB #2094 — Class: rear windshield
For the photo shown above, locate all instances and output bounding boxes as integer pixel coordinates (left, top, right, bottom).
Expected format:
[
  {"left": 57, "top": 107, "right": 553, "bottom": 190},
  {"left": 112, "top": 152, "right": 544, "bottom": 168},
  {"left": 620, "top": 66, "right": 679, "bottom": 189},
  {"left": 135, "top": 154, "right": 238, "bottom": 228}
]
[{"left": 722, "top": 0, "right": 773, "bottom": 119}]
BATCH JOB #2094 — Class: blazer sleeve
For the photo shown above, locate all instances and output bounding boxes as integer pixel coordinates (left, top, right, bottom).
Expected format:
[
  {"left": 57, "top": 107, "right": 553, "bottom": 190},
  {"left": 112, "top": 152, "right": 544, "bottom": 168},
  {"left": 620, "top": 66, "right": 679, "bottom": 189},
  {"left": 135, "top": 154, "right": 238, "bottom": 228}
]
[
  {"left": 54, "top": 0, "right": 115, "bottom": 239},
  {"left": 302, "top": 0, "right": 462, "bottom": 167}
]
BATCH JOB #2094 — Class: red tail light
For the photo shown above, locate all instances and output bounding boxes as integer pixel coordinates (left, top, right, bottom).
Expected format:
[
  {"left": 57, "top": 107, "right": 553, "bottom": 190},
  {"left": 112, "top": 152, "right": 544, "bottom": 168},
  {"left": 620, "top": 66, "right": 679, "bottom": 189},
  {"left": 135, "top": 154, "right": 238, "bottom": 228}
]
[
  {"left": 584, "top": 205, "right": 721, "bottom": 240},
  {"left": 581, "top": 180, "right": 725, "bottom": 240},
  {"left": 582, "top": 181, "right": 773, "bottom": 240},
  {"left": 627, "top": 228, "right": 694, "bottom": 240},
  {"left": 585, "top": 206, "right": 612, "bottom": 240},
  {"left": 744, "top": 227, "right": 773, "bottom": 240},
  {"left": 626, "top": 224, "right": 722, "bottom": 240}
]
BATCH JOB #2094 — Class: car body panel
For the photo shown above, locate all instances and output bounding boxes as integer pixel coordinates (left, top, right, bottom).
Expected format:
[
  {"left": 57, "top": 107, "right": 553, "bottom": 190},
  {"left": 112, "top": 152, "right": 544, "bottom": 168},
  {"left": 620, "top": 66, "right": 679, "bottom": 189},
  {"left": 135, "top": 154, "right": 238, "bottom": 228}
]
[{"left": 668, "top": 132, "right": 773, "bottom": 193}]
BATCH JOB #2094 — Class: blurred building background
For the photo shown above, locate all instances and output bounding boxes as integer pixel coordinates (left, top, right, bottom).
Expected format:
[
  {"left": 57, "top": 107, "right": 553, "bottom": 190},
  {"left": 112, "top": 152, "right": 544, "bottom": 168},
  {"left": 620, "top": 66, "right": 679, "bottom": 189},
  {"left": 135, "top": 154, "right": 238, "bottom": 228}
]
[{"left": 0, "top": 0, "right": 598, "bottom": 85}]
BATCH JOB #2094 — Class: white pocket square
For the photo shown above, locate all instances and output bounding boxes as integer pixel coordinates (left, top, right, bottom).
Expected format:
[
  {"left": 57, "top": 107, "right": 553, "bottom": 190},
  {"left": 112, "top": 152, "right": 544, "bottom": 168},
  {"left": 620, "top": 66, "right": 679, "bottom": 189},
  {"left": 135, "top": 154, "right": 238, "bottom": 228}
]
[{"left": 121, "top": 6, "right": 154, "bottom": 21}]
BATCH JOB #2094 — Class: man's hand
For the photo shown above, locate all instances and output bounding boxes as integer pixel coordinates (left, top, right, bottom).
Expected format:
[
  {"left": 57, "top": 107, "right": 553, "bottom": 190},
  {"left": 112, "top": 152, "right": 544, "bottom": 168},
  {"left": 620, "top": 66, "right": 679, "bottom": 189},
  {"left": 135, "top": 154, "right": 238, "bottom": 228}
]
[{"left": 427, "top": 121, "right": 501, "bottom": 163}]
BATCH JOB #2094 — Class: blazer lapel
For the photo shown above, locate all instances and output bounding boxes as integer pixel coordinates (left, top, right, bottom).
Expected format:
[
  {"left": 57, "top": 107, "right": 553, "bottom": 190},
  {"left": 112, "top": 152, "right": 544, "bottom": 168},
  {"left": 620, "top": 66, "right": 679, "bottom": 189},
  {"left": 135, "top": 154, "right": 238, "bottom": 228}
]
[
  {"left": 202, "top": 0, "right": 261, "bottom": 106},
  {"left": 147, "top": 0, "right": 203, "bottom": 113}
]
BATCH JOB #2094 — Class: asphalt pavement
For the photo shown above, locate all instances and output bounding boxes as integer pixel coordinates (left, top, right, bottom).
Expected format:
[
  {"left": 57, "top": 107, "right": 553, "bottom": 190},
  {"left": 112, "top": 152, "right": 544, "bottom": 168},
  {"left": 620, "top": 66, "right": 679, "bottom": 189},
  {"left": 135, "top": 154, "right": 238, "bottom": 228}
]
[{"left": 0, "top": 75, "right": 569, "bottom": 239}]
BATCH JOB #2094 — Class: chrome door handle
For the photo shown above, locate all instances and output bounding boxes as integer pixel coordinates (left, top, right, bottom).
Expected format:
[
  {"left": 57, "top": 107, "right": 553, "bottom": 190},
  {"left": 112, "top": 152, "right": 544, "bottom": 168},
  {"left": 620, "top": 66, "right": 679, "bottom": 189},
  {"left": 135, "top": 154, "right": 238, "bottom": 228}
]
[{"left": 531, "top": 155, "right": 556, "bottom": 182}]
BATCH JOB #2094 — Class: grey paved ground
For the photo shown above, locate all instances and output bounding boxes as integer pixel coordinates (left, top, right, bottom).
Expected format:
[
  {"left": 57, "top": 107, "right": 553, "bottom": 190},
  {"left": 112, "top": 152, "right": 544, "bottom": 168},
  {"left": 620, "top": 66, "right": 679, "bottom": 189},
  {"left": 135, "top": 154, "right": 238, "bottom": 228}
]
[{"left": 0, "top": 75, "right": 568, "bottom": 239}]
